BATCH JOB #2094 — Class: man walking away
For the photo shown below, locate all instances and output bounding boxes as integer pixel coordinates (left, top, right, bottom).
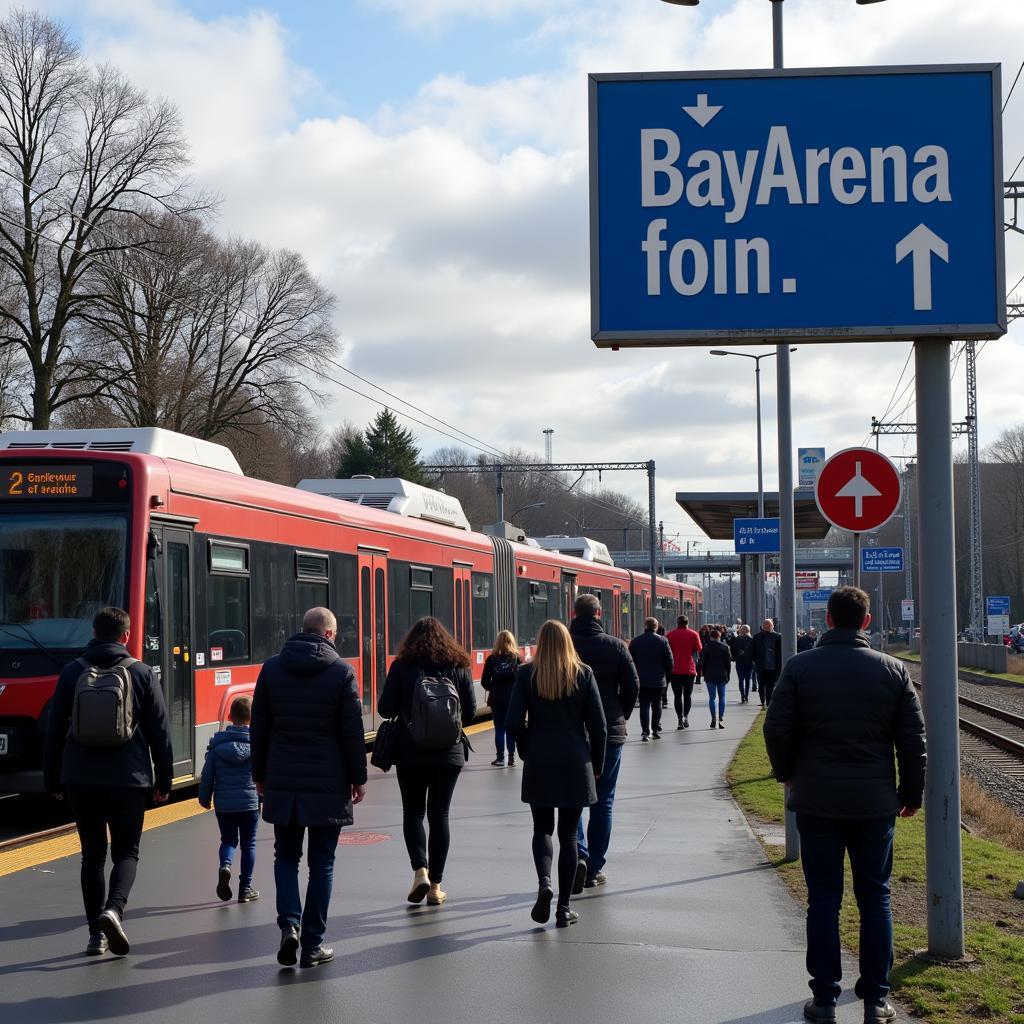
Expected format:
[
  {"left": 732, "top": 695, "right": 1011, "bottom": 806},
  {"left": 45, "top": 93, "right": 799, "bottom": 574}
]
[
  {"left": 752, "top": 619, "right": 782, "bottom": 706},
  {"left": 629, "top": 618, "right": 674, "bottom": 741},
  {"left": 697, "top": 629, "right": 732, "bottom": 729},
  {"left": 763, "top": 587, "right": 926, "bottom": 1024},
  {"left": 666, "top": 615, "right": 702, "bottom": 729},
  {"left": 729, "top": 625, "right": 755, "bottom": 704},
  {"left": 44, "top": 607, "right": 173, "bottom": 957},
  {"left": 251, "top": 607, "right": 367, "bottom": 969},
  {"left": 570, "top": 594, "right": 639, "bottom": 890}
]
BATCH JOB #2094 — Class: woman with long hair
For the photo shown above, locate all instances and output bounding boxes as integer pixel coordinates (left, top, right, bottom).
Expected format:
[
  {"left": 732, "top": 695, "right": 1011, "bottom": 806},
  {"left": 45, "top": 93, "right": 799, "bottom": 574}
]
[
  {"left": 506, "top": 620, "right": 607, "bottom": 928},
  {"left": 481, "top": 630, "right": 521, "bottom": 767},
  {"left": 378, "top": 617, "right": 477, "bottom": 907}
]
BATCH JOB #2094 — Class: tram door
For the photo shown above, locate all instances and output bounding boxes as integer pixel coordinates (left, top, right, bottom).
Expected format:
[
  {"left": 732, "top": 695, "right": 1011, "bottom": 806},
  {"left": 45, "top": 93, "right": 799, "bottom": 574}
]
[
  {"left": 453, "top": 564, "right": 473, "bottom": 653},
  {"left": 560, "top": 572, "right": 577, "bottom": 623},
  {"left": 613, "top": 586, "right": 623, "bottom": 639},
  {"left": 144, "top": 526, "right": 195, "bottom": 780},
  {"left": 357, "top": 550, "right": 388, "bottom": 732}
]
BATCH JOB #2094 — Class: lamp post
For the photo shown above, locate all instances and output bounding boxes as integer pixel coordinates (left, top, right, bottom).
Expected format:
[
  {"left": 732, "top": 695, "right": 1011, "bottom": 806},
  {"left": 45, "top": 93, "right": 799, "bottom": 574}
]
[
  {"left": 711, "top": 347, "right": 795, "bottom": 624},
  {"left": 511, "top": 501, "right": 545, "bottom": 520}
]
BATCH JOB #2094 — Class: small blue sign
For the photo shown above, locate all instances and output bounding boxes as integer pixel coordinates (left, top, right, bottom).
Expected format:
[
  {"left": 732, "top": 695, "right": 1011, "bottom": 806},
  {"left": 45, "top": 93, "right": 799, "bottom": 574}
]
[
  {"left": 986, "top": 596, "right": 1011, "bottom": 616},
  {"left": 733, "top": 517, "right": 780, "bottom": 553},
  {"left": 802, "top": 589, "right": 834, "bottom": 604},
  {"left": 589, "top": 65, "right": 1004, "bottom": 346},
  {"left": 861, "top": 547, "right": 904, "bottom": 574}
]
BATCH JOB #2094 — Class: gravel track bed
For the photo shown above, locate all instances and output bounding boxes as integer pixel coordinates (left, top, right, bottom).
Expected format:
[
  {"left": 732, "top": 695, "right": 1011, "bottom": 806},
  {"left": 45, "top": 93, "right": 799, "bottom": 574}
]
[
  {"left": 900, "top": 658, "right": 1024, "bottom": 718},
  {"left": 960, "top": 748, "right": 1024, "bottom": 819}
]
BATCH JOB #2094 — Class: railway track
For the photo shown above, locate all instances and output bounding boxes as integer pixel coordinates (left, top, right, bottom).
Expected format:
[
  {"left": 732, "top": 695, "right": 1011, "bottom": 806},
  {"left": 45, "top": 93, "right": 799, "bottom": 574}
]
[{"left": 912, "top": 681, "right": 1024, "bottom": 779}]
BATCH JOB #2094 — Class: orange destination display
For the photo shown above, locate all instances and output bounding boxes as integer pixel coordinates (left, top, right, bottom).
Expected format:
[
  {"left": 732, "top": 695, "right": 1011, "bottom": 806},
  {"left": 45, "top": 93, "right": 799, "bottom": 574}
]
[{"left": 0, "top": 464, "right": 94, "bottom": 499}]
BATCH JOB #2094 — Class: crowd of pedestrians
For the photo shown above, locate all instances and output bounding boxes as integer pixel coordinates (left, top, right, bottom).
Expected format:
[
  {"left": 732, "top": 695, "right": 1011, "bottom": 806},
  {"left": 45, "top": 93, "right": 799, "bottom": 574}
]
[{"left": 43, "top": 590, "right": 925, "bottom": 1022}]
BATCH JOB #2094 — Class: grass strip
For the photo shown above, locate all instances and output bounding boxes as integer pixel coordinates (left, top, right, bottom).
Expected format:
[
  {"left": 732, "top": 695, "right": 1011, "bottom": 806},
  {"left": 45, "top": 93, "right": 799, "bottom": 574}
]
[{"left": 727, "top": 714, "right": 1024, "bottom": 1024}]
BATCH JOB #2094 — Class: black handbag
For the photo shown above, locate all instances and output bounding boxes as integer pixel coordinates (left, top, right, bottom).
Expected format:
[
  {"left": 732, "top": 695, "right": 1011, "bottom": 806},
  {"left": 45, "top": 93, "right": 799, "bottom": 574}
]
[{"left": 371, "top": 717, "right": 401, "bottom": 772}]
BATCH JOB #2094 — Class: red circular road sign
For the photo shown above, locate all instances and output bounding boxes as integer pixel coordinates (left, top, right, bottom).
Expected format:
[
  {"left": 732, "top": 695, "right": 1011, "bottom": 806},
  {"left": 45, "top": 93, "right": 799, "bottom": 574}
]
[{"left": 815, "top": 447, "right": 902, "bottom": 533}]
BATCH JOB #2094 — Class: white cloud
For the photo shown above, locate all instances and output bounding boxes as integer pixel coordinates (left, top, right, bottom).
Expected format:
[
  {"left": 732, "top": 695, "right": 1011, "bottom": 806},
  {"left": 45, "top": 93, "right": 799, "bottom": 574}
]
[{"left": 45, "top": 0, "right": 1024, "bottom": 527}]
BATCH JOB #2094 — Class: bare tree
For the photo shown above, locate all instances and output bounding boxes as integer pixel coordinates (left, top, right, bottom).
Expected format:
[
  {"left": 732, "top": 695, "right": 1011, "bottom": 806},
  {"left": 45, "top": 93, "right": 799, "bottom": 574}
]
[
  {"left": 80, "top": 216, "right": 338, "bottom": 440},
  {"left": 0, "top": 10, "right": 193, "bottom": 428}
]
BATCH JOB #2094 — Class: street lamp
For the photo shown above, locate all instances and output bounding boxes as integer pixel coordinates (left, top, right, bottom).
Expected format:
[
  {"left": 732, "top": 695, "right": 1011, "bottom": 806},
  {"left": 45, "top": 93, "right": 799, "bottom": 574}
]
[
  {"left": 511, "top": 501, "right": 545, "bottom": 521},
  {"left": 711, "top": 347, "right": 796, "bottom": 623}
]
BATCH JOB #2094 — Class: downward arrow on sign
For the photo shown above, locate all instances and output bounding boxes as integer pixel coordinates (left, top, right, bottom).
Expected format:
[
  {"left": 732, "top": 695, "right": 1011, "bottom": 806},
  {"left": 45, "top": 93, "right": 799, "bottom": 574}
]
[
  {"left": 895, "top": 223, "right": 949, "bottom": 312},
  {"left": 682, "top": 94, "right": 722, "bottom": 128}
]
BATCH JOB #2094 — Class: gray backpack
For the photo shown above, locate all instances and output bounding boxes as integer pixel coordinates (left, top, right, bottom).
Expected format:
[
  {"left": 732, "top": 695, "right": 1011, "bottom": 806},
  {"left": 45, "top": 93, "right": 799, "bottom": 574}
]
[
  {"left": 70, "top": 657, "right": 137, "bottom": 748},
  {"left": 408, "top": 671, "right": 462, "bottom": 750}
]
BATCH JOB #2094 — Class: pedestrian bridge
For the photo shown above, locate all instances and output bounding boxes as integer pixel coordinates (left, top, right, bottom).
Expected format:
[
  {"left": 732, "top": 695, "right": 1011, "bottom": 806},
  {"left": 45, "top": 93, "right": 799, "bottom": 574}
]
[{"left": 611, "top": 548, "right": 853, "bottom": 573}]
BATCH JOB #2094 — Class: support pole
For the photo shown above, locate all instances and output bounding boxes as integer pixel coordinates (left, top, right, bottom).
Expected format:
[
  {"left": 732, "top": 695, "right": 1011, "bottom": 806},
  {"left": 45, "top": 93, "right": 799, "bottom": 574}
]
[
  {"left": 904, "top": 467, "right": 914, "bottom": 636},
  {"left": 648, "top": 461, "right": 658, "bottom": 616},
  {"left": 770, "top": 0, "right": 798, "bottom": 866},
  {"left": 496, "top": 466, "right": 505, "bottom": 523},
  {"left": 915, "top": 338, "right": 965, "bottom": 960},
  {"left": 854, "top": 533, "right": 862, "bottom": 589}
]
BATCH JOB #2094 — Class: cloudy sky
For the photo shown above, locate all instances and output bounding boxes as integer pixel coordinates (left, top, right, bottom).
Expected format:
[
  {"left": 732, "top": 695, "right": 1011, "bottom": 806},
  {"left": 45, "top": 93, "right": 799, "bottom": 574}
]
[{"left": 15, "top": 0, "right": 1024, "bottom": 543}]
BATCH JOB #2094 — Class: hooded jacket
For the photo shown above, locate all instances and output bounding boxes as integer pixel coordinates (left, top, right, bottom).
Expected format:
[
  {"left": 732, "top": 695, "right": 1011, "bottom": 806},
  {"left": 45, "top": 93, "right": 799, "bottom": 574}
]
[
  {"left": 763, "top": 628, "right": 926, "bottom": 818},
  {"left": 698, "top": 639, "right": 732, "bottom": 684},
  {"left": 569, "top": 616, "right": 639, "bottom": 746},
  {"left": 44, "top": 639, "right": 174, "bottom": 794},
  {"left": 198, "top": 725, "right": 258, "bottom": 813},
  {"left": 250, "top": 632, "right": 368, "bottom": 828}
]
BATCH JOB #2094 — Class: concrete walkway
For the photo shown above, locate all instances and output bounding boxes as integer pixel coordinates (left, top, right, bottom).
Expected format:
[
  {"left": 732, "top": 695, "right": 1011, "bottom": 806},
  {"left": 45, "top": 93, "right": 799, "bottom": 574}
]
[{"left": 0, "top": 698, "right": 889, "bottom": 1024}]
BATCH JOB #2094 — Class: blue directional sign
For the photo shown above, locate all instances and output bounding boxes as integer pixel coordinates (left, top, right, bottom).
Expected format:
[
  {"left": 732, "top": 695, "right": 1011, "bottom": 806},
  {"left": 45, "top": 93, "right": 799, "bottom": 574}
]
[
  {"left": 589, "top": 65, "right": 1004, "bottom": 346},
  {"left": 802, "top": 589, "right": 834, "bottom": 604},
  {"left": 733, "top": 517, "right": 780, "bottom": 553},
  {"left": 861, "top": 546, "right": 904, "bottom": 574},
  {"left": 986, "top": 596, "right": 1011, "bottom": 616}
]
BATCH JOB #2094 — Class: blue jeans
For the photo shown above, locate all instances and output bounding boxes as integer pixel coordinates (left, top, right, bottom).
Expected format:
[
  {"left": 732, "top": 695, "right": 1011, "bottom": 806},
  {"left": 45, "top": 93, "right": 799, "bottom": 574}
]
[
  {"left": 274, "top": 821, "right": 342, "bottom": 950},
  {"left": 576, "top": 742, "right": 624, "bottom": 874},
  {"left": 492, "top": 703, "right": 516, "bottom": 758},
  {"left": 736, "top": 663, "right": 754, "bottom": 700},
  {"left": 707, "top": 680, "right": 727, "bottom": 720},
  {"left": 216, "top": 810, "right": 259, "bottom": 888},
  {"left": 796, "top": 814, "right": 896, "bottom": 1005}
]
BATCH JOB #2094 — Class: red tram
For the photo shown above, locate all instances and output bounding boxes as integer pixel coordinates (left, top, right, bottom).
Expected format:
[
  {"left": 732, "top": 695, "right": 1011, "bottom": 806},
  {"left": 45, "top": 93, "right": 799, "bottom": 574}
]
[{"left": 0, "top": 429, "right": 701, "bottom": 792}]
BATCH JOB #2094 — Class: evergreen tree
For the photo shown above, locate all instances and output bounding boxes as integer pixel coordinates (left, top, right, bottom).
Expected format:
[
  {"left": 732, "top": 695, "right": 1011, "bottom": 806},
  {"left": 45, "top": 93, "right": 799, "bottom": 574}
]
[{"left": 337, "top": 409, "right": 426, "bottom": 483}]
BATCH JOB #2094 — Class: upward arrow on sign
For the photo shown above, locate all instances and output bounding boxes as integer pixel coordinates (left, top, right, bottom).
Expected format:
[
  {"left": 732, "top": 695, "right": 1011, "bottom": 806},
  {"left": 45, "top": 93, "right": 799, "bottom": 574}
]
[
  {"left": 895, "top": 223, "right": 949, "bottom": 311},
  {"left": 835, "top": 461, "right": 882, "bottom": 518}
]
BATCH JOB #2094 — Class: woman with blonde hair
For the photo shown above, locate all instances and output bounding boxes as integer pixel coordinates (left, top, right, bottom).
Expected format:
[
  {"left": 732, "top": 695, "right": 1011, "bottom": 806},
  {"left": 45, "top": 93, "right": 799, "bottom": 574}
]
[
  {"left": 481, "top": 630, "right": 521, "bottom": 767},
  {"left": 506, "top": 619, "right": 607, "bottom": 928}
]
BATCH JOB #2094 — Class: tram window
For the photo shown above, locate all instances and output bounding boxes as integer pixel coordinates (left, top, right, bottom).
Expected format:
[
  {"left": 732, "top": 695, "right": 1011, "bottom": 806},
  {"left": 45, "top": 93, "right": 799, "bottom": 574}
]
[
  {"left": 471, "top": 573, "right": 494, "bottom": 650},
  {"left": 388, "top": 561, "right": 454, "bottom": 651},
  {"left": 143, "top": 558, "right": 162, "bottom": 670},
  {"left": 295, "top": 551, "right": 329, "bottom": 639},
  {"left": 516, "top": 578, "right": 551, "bottom": 645},
  {"left": 332, "top": 554, "right": 359, "bottom": 658},
  {"left": 207, "top": 540, "right": 250, "bottom": 663},
  {"left": 296, "top": 582, "right": 328, "bottom": 616}
]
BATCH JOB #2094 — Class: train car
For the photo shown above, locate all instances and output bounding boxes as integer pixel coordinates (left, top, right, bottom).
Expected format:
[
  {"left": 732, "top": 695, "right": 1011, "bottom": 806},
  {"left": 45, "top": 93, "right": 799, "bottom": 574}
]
[{"left": 0, "top": 428, "right": 701, "bottom": 792}]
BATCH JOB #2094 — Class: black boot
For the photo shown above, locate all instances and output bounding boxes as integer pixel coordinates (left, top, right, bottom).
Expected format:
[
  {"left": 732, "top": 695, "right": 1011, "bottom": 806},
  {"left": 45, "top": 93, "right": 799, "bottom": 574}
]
[
  {"left": 277, "top": 925, "right": 300, "bottom": 966},
  {"left": 85, "top": 932, "right": 108, "bottom": 956},
  {"left": 300, "top": 945, "right": 335, "bottom": 968},
  {"left": 97, "top": 909, "right": 129, "bottom": 956},
  {"left": 555, "top": 905, "right": 579, "bottom": 928},
  {"left": 531, "top": 879, "right": 553, "bottom": 923}
]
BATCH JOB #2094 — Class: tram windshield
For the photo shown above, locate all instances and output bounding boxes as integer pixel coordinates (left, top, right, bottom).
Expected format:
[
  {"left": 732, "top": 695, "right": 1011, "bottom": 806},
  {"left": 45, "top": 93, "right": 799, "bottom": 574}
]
[{"left": 0, "top": 512, "right": 129, "bottom": 651}]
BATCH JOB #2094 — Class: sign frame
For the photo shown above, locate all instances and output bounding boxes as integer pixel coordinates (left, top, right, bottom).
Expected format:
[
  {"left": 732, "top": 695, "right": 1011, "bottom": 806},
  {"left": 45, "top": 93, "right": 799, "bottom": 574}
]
[
  {"left": 733, "top": 516, "right": 781, "bottom": 554},
  {"left": 902, "top": 599, "right": 915, "bottom": 622},
  {"left": 802, "top": 588, "right": 834, "bottom": 604},
  {"left": 815, "top": 446, "right": 903, "bottom": 534},
  {"left": 986, "top": 596, "right": 1010, "bottom": 616},
  {"left": 588, "top": 63, "right": 1005, "bottom": 348}
]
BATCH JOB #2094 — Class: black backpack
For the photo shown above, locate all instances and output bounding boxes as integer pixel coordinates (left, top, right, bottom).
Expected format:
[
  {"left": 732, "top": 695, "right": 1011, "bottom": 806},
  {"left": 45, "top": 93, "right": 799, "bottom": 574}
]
[
  {"left": 408, "top": 670, "right": 462, "bottom": 750},
  {"left": 70, "top": 656, "right": 137, "bottom": 748},
  {"left": 491, "top": 655, "right": 518, "bottom": 682}
]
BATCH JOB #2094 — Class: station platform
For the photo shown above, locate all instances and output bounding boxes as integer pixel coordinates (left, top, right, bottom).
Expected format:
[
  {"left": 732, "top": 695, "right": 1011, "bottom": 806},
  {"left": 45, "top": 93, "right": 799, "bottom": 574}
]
[{"left": 0, "top": 701, "right": 898, "bottom": 1024}]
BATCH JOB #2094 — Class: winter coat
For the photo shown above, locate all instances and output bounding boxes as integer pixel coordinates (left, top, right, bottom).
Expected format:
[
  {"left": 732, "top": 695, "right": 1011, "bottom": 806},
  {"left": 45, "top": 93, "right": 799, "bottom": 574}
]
[
  {"left": 729, "top": 634, "right": 755, "bottom": 666},
  {"left": 629, "top": 629, "right": 675, "bottom": 689},
  {"left": 666, "top": 626, "right": 702, "bottom": 675},
  {"left": 44, "top": 640, "right": 174, "bottom": 794},
  {"left": 797, "top": 633, "right": 816, "bottom": 653},
  {"left": 481, "top": 652, "right": 521, "bottom": 707},
  {"left": 698, "top": 639, "right": 732, "bottom": 684},
  {"left": 378, "top": 657, "right": 477, "bottom": 769},
  {"left": 763, "top": 628, "right": 926, "bottom": 819},
  {"left": 569, "top": 616, "right": 639, "bottom": 746},
  {"left": 752, "top": 629, "right": 782, "bottom": 672},
  {"left": 198, "top": 725, "right": 258, "bottom": 814},
  {"left": 506, "top": 663, "right": 607, "bottom": 808},
  {"left": 250, "top": 632, "right": 368, "bottom": 828}
]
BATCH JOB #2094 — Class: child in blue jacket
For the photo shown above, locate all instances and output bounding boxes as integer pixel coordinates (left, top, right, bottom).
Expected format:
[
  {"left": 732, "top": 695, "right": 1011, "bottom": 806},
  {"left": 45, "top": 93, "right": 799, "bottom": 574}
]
[{"left": 199, "top": 696, "right": 260, "bottom": 903}]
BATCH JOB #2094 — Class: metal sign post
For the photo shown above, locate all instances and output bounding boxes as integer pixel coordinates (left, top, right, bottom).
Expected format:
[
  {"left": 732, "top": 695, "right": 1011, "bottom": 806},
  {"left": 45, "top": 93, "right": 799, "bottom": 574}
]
[{"left": 915, "top": 338, "right": 965, "bottom": 960}]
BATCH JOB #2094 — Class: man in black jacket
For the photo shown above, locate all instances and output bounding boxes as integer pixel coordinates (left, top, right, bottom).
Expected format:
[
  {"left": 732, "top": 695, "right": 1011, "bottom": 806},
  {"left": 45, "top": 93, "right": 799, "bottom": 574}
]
[
  {"left": 629, "top": 617, "right": 674, "bottom": 740},
  {"left": 752, "top": 618, "right": 783, "bottom": 706},
  {"left": 44, "top": 607, "right": 173, "bottom": 957},
  {"left": 569, "top": 594, "right": 640, "bottom": 888},
  {"left": 763, "top": 587, "right": 926, "bottom": 1024},
  {"left": 251, "top": 607, "right": 367, "bottom": 969}
]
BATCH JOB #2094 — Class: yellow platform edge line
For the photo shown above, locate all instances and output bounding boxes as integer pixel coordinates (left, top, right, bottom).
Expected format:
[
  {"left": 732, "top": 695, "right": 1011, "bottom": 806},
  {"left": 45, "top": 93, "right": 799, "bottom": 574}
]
[{"left": 1, "top": 725, "right": 495, "bottom": 878}]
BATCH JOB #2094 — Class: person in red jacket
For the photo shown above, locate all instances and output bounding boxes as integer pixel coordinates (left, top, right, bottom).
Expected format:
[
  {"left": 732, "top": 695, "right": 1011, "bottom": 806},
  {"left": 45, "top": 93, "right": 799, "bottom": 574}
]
[{"left": 666, "top": 615, "right": 702, "bottom": 729}]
